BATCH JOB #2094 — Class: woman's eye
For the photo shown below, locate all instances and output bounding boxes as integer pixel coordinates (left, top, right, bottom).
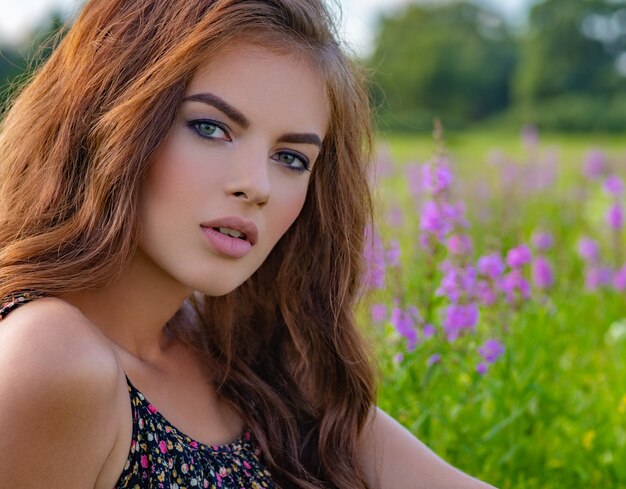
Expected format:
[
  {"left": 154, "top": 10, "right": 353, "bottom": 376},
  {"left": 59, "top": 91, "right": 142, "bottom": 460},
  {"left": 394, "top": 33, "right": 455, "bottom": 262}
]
[
  {"left": 274, "top": 151, "right": 310, "bottom": 172},
  {"left": 189, "top": 120, "right": 231, "bottom": 141}
]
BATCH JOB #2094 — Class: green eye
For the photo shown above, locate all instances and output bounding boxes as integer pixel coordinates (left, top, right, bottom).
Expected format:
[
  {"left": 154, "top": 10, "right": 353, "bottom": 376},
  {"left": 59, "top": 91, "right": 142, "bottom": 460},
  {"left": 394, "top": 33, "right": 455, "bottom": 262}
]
[
  {"left": 274, "top": 151, "right": 309, "bottom": 172},
  {"left": 198, "top": 122, "right": 218, "bottom": 136},
  {"left": 189, "top": 120, "right": 231, "bottom": 141}
]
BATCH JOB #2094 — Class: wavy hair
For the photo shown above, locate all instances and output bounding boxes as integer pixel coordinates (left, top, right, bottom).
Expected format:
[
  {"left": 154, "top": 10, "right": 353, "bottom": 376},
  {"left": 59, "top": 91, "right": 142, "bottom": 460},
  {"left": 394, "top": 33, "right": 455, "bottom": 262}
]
[{"left": 0, "top": 1, "right": 376, "bottom": 487}]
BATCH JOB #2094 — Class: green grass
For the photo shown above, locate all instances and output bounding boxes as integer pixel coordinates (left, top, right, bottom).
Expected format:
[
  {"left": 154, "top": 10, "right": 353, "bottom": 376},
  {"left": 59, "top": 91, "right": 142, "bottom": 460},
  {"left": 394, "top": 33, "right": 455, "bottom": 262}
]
[{"left": 364, "top": 129, "right": 626, "bottom": 488}]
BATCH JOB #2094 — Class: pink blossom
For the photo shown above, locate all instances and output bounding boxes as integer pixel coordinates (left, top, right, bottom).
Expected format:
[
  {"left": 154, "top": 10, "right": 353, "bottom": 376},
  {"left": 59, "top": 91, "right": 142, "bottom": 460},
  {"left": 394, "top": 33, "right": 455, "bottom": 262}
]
[
  {"left": 422, "top": 158, "right": 454, "bottom": 194},
  {"left": 604, "top": 175, "right": 624, "bottom": 196},
  {"left": 477, "top": 253, "right": 505, "bottom": 279},
  {"left": 370, "top": 303, "right": 387, "bottom": 323},
  {"left": 502, "top": 269, "right": 531, "bottom": 303},
  {"left": 390, "top": 307, "right": 418, "bottom": 351},
  {"left": 607, "top": 202, "right": 624, "bottom": 230},
  {"left": 577, "top": 237, "right": 600, "bottom": 263},
  {"left": 521, "top": 124, "right": 538, "bottom": 147},
  {"left": 387, "top": 240, "right": 401, "bottom": 267},
  {"left": 478, "top": 339, "right": 505, "bottom": 363},
  {"left": 427, "top": 353, "right": 441, "bottom": 366},
  {"left": 532, "top": 257, "right": 554, "bottom": 290},
  {"left": 614, "top": 266, "right": 626, "bottom": 291},
  {"left": 446, "top": 234, "right": 472, "bottom": 255},
  {"left": 506, "top": 245, "right": 532, "bottom": 268},
  {"left": 583, "top": 149, "right": 607, "bottom": 179},
  {"left": 476, "top": 363, "right": 488, "bottom": 375},
  {"left": 585, "top": 266, "right": 613, "bottom": 291},
  {"left": 442, "top": 303, "right": 479, "bottom": 341},
  {"left": 423, "top": 324, "right": 436, "bottom": 338},
  {"left": 531, "top": 230, "right": 554, "bottom": 251},
  {"left": 363, "top": 225, "right": 386, "bottom": 290}
]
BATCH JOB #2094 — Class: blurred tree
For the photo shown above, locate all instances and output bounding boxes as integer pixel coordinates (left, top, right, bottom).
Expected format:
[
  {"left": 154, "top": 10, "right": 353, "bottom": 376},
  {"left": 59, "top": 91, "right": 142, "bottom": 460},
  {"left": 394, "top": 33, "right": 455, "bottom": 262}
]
[
  {"left": 368, "top": 1, "right": 517, "bottom": 131},
  {"left": 515, "top": 0, "right": 626, "bottom": 104},
  {"left": 0, "top": 12, "right": 67, "bottom": 111}
]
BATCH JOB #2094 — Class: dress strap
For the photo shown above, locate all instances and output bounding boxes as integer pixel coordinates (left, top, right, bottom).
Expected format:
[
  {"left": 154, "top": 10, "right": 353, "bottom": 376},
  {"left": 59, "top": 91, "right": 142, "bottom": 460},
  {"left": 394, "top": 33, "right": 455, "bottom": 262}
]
[{"left": 0, "top": 291, "right": 44, "bottom": 320}]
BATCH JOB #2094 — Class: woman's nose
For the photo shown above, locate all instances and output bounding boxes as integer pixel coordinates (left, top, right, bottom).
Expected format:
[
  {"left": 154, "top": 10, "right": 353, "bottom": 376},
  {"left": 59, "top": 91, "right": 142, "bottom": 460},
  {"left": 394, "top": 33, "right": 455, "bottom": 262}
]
[{"left": 223, "top": 145, "right": 271, "bottom": 206}]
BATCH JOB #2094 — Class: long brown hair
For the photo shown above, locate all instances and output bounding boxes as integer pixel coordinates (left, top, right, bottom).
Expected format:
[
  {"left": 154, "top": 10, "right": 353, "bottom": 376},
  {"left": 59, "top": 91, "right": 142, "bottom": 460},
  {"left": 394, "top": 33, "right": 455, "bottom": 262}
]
[{"left": 0, "top": 1, "right": 376, "bottom": 487}]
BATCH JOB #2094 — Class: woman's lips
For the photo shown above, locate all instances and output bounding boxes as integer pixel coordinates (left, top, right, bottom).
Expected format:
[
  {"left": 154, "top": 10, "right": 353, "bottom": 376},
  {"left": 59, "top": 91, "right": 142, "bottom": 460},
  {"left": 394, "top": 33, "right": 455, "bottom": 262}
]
[
  {"left": 200, "top": 226, "right": 253, "bottom": 258},
  {"left": 199, "top": 216, "right": 259, "bottom": 258}
]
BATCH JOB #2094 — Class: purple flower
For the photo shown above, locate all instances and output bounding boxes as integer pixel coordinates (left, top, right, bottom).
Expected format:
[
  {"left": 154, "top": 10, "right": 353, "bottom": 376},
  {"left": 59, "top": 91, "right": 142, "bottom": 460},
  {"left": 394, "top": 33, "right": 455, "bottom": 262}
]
[
  {"left": 585, "top": 266, "right": 613, "bottom": 291},
  {"left": 427, "top": 353, "right": 441, "bottom": 366},
  {"left": 531, "top": 230, "right": 554, "bottom": 251},
  {"left": 442, "top": 303, "right": 479, "bottom": 341},
  {"left": 363, "top": 225, "right": 390, "bottom": 290},
  {"left": 393, "top": 353, "right": 404, "bottom": 364},
  {"left": 478, "top": 339, "right": 505, "bottom": 363},
  {"left": 614, "top": 266, "right": 626, "bottom": 291},
  {"left": 521, "top": 124, "right": 538, "bottom": 147},
  {"left": 407, "top": 305, "right": 422, "bottom": 323},
  {"left": 604, "top": 175, "right": 624, "bottom": 196},
  {"left": 420, "top": 201, "right": 448, "bottom": 237},
  {"left": 577, "top": 237, "right": 600, "bottom": 263},
  {"left": 446, "top": 234, "right": 472, "bottom": 255},
  {"left": 607, "top": 203, "right": 624, "bottom": 230},
  {"left": 422, "top": 158, "right": 454, "bottom": 194},
  {"left": 583, "top": 149, "right": 607, "bottom": 180},
  {"left": 387, "top": 240, "right": 401, "bottom": 267},
  {"left": 476, "top": 363, "right": 488, "bottom": 375},
  {"left": 370, "top": 303, "right": 387, "bottom": 323},
  {"left": 506, "top": 245, "right": 532, "bottom": 268},
  {"left": 423, "top": 324, "right": 436, "bottom": 338},
  {"left": 502, "top": 269, "right": 531, "bottom": 303},
  {"left": 476, "top": 280, "right": 498, "bottom": 306},
  {"left": 437, "top": 266, "right": 477, "bottom": 302},
  {"left": 532, "top": 257, "right": 554, "bottom": 290},
  {"left": 390, "top": 307, "right": 418, "bottom": 351},
  {"left": 477, "top": 253, "right": 505, "bottom": 280},
  {"left": 444, "top": 201, "right": 469, "bottom": 229}
]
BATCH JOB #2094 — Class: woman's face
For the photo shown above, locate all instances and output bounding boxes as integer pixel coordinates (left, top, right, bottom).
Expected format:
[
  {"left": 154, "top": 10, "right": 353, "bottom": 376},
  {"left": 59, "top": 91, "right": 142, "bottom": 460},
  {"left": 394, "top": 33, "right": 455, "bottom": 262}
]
[{"left": 137, "top": 43, "right": 329, "bottom": 296}]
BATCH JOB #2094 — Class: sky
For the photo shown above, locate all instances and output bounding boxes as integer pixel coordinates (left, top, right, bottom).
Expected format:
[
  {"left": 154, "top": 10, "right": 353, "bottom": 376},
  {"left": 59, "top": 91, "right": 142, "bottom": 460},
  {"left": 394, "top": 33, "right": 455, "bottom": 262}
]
[{"left": 0, "top": 0, "right": 533, "bottom": 55}]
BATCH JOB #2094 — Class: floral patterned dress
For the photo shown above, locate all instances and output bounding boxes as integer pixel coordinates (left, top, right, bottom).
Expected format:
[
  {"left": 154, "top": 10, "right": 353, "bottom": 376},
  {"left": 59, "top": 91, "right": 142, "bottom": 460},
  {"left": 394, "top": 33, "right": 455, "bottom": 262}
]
[
  {"left": 115, "top": 376, "right": 275, "bottom": 489},
  {"left": 0, "top": 293, "right": 276, "bottom": 489}
]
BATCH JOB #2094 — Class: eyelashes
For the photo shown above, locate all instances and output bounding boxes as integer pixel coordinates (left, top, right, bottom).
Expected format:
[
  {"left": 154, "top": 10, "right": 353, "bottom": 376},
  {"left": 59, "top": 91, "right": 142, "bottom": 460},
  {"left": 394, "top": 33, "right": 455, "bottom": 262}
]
[
  {"left": 188, "top": 119, "right": 231, "bottom": 142},
  {"left": 187, "top": 119, "right": 311, "bottom": 173}
]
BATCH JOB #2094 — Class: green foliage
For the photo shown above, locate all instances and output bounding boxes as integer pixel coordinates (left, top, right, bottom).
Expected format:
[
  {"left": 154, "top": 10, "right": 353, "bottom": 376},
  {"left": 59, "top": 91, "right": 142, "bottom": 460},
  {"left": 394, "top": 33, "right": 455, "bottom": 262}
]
[
  {"left": 514, "top": 0, "right": 626, "bottom": 105},
  {"left": 0, "top": 12, "right": 67, "bottom": 111},
  {"left": 365, "top": 130, "right": 626, "bottom": 488},
  {"left": 368, "top": 0, "right": 626, "bottom": 133},
  {"left": 369, "top": 1, "right": 517, "bottom": 131}
]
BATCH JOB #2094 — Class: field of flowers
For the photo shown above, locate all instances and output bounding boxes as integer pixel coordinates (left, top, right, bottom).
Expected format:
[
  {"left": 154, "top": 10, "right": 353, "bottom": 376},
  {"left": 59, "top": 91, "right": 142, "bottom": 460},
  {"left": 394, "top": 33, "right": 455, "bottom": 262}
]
[{"left": 362, "top": 125, "right": 626, "bottom": 489}]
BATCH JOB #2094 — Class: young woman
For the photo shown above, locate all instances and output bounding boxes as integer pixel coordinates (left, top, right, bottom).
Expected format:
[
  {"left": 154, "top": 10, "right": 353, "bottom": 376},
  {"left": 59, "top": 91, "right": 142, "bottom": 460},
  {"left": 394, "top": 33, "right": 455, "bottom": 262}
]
[{"left": 0, "top": 0, "right": 495, "bottom": 488}]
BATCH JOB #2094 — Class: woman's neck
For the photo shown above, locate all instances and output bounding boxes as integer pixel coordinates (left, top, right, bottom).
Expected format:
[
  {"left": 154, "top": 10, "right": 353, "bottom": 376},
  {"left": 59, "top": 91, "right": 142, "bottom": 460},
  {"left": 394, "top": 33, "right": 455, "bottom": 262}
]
[{"left": 60, "top": 248, "right": 192, "bottom": 364}]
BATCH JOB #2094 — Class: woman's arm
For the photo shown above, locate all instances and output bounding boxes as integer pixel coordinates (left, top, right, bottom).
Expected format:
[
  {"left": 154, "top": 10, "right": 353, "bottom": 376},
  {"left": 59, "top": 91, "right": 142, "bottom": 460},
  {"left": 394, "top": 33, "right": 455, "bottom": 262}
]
[
  {"left": 0, "top": 299, "right": 122, "bottom": 488},
  {"left": 359, "top": 407, "right": 497, "bottom": 489}
]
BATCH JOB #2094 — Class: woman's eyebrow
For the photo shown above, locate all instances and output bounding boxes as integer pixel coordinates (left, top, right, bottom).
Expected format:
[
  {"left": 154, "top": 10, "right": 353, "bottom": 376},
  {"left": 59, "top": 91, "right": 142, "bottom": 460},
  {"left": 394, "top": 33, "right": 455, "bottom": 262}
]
[
  {"left": 278, "top": 133, "right": 322, "bottom": 148},
  {"left": 182, "top": 92, "right": 250, "bottom": 128},
  {"left": 183, "top": 92, "right": 322, "bottom": 147}
]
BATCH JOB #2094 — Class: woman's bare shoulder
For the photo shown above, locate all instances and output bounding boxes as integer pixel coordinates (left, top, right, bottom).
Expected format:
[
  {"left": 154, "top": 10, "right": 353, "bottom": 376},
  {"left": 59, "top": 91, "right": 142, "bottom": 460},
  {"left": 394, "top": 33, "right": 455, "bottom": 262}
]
[
  {"left": 359, "top": 407, "right": 497, "bottom": 489},
  {"left": 0, "top": 297, "right": 126, "bottom": 488}
]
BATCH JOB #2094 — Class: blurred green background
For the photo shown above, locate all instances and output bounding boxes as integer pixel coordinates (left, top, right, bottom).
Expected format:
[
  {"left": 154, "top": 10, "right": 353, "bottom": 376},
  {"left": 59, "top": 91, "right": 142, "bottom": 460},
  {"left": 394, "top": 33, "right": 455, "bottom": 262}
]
[
  {"left": 3, "top": 0, "right": 626, "bottom": 133},
  {"left": 3, "top": 2, "right": 626, "bottom": 489}
]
